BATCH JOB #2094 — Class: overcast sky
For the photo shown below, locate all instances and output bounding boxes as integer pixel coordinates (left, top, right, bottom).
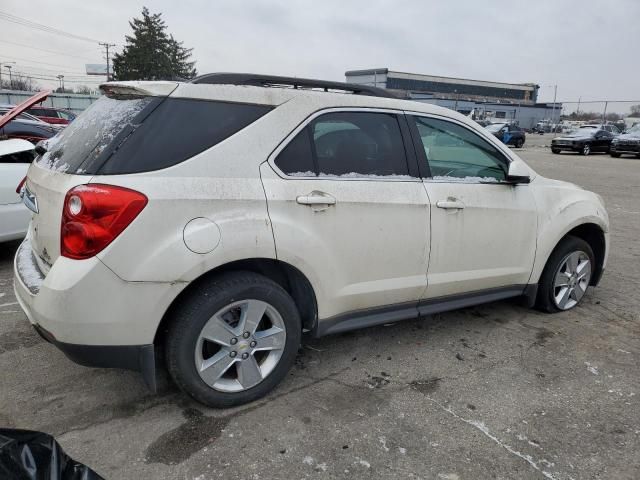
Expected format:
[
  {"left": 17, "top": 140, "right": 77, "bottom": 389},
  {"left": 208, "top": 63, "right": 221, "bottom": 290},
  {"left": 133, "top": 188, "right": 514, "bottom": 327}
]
[{"left": 2, "top": 0, "right": 639, "bottom": 108}]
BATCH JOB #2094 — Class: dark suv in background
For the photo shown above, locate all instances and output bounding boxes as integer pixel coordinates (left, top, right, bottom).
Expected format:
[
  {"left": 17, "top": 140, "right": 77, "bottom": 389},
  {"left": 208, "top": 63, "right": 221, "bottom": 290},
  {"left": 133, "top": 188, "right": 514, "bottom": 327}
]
[
  {"left": 610, "top": 124, "right": 640, "bottom": 158},
  {"left": 485, "top": 122, "right": 526, "bottom": 148}
]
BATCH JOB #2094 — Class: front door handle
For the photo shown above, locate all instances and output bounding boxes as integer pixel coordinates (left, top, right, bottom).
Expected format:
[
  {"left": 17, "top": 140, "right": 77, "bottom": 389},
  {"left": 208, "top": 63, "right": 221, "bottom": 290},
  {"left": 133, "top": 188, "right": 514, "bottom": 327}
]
[
  {"left": 436, "top": 198, "right": 465, "bottom": 210},
  {"left": 296, "top": 191, "right": 336, "bottom": 206}
]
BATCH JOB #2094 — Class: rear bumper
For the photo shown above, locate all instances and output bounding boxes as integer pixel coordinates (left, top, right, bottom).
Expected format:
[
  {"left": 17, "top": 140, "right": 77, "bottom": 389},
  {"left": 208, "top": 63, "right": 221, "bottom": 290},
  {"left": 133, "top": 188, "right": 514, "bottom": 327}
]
[
  {"left": 33, "top": 324, "right": 157, "bottom": 391},
  {"left": 13, "top": 236, "right": 185, "bottom": 390}
]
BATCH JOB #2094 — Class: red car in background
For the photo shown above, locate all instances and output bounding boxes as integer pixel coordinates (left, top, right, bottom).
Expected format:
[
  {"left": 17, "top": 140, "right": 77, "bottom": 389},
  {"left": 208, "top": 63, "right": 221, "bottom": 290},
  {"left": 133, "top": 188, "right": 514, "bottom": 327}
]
[{"left": 25, "top": 106, "right": 76, "bottom": 125}]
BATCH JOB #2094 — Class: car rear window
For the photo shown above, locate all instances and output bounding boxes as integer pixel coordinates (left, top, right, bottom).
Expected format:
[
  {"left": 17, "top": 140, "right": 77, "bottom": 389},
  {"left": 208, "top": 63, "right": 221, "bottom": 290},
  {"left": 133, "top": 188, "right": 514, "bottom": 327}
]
[
  {"left": 37, "top": 95, "right": 154, "bottom": 173},
  {"left": 36, "top": 96, "right": 272, "bottom": 175}
]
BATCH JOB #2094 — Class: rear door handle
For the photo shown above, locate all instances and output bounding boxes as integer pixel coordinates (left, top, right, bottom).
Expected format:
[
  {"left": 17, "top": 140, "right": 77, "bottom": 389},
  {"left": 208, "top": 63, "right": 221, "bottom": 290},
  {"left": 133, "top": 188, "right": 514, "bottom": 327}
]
[
  {"left": 436, "top": 198, "right": 465, "bottom": 210},
  {"left": 296, "top": 192, "right": 336, "bottom": 206}
]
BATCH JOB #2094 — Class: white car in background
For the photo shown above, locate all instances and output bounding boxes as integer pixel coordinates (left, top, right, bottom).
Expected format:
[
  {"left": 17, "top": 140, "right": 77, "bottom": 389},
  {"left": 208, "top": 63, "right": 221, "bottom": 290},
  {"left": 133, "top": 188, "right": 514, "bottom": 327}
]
[
  {"left": 0, "top": 138, "right": 35, "bottom": 242},
  {"left": 14, "top": 74, "right": 609, "bottom": 408}
]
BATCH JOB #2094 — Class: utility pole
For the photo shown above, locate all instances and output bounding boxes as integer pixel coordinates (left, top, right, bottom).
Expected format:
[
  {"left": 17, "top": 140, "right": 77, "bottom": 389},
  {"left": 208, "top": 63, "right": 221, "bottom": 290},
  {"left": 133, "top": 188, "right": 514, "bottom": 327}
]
[
  {"left": 551, "top": 84, "right": 557, "bottom": 131},
  {"left": 99, "top": 42, "right": 116, "bottom": 81},
  {"left": 602, "top": 101, "right": 608, "bottom": 124},
  {"left": 5, "top": 65, "right": 14, "bottom": 89},
  {"left": 576, "top": 96, "right": 581, "bottom": 116},
  {"left": 0, "top": 61, "right": 15, "bottom": 88},
  {"left": 56, "top": 74, "right": 64, "bottom": 91}
]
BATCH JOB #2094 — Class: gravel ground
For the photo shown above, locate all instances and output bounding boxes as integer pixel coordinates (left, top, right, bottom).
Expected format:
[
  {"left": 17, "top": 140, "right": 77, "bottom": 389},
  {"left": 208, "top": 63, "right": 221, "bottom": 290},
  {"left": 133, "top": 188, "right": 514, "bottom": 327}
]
[{"left": 1, "top": 144, "right": 638, "bottom": 479}]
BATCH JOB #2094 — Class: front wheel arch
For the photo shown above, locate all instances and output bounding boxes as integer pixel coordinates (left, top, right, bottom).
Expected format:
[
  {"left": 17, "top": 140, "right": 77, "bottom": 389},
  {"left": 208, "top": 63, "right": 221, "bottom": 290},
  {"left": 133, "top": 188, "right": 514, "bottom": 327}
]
[{"left": 538, "top": 223, "right": 606, "bottom": 290}]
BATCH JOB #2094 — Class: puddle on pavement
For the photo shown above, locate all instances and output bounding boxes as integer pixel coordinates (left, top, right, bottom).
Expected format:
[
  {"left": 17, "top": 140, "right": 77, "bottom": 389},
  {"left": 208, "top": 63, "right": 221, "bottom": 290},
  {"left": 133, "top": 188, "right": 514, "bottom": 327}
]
[{"left": 145, "top": 408, "right": 230, "bottom": 465}]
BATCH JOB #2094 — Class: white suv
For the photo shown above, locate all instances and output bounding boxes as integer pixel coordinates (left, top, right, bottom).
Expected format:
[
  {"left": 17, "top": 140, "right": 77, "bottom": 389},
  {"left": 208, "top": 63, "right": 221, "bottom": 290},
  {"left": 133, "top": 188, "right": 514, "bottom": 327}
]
[{"left": 14, "top": 74, "right": 609, "bottom": 407}]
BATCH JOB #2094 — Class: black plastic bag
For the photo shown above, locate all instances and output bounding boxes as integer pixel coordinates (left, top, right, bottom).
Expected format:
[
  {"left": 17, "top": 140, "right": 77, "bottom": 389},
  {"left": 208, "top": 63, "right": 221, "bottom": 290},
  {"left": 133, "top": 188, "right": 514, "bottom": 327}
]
[{"left": 0, "top": 428, "right": 104, "bottom": 480}]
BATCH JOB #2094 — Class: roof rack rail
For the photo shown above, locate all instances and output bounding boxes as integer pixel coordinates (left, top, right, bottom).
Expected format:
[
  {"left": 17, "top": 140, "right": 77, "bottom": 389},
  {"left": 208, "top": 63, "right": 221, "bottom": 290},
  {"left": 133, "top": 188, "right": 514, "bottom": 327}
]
[{"left": 190, "top": 72, "right": 398, "bottom": 99}]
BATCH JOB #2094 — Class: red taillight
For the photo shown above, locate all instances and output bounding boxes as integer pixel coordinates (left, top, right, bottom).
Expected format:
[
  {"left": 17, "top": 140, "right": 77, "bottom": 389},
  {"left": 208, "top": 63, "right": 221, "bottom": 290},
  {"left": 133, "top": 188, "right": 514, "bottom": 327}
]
[
  {"left": 16, "top": 176, "right": 27, "bottom": 194},
  {"left": 61, "top": 184, "right": 148, "bottom": 260}
]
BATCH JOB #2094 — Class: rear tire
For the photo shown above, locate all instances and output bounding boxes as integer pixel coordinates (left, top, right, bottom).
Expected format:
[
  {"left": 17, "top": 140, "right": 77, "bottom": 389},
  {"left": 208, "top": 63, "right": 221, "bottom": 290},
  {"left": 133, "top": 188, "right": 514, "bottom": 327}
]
[
  {"left": 581, "top": 143, "right": 591, "bottom": 156},
  {"left": 165, "top": 271, "right": 301, "bottom": 407},
  {"left": 536, "top": 236, "right": 595, "bottom": 313}
]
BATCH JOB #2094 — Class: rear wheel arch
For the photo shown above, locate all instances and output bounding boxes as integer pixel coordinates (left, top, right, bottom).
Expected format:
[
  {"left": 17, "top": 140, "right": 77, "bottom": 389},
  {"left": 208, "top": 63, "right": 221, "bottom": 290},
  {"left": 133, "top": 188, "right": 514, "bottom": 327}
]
[{"left": 154, "top": 258, "right": 318, "bottom": 348}]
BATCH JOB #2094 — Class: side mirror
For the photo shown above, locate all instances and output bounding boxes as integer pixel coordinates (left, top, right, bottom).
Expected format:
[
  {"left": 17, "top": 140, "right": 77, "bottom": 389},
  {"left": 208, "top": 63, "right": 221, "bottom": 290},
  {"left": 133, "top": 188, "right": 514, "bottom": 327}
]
[{"left": 506, "top": 161, "right": 531, "bottom": 184}]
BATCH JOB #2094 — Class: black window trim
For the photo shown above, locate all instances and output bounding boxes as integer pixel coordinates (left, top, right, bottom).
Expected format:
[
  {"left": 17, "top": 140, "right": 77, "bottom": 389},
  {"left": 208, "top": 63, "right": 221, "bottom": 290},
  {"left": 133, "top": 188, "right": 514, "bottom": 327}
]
[
  {"left": 268, "top": 107, "right": 422, "bottom": 182},
  {"left": 405, "top": 111, "right": 515, "bottom": 184}
]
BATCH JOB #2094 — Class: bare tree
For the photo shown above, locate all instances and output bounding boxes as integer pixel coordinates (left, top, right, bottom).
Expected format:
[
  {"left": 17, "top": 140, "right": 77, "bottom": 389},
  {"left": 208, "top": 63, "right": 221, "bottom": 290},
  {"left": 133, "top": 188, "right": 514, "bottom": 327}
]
[
  {"left": 74, "top": 85, "right": 92, "bottom": 94},
  {"left": 1, "top": 75, "right": 39, "bottom": 92}
]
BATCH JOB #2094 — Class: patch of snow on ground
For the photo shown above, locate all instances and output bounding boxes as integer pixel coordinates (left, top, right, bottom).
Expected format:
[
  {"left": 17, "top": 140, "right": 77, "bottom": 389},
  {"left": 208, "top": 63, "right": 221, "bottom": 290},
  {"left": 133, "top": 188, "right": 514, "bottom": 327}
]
[
  {"left": 378, "top": 436, "right": 389, "bottom": 452},
  {"left": 302, "top": 456, "right": 314, "bottom": 466},
  {"left": 585, "top": 362, "right": 599, "bottom": 375}
]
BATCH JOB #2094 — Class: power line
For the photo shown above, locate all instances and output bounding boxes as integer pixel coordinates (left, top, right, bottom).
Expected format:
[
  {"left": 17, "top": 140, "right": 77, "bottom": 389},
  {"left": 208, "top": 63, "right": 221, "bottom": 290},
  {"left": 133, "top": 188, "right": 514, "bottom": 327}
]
[
  {"left": 0, "top": 39, "right": 98, "bottom": 61},
  {"left": 12, "top": 64, "right": 98, "bottom": 76},
  {"left": 0, "top": 53, "right": 92, "bottom": 70},
  {"left": 10, "top": 70, "right": 104, "bottom": 84},
  {"left": 0, "top": 10, "right": 110, "bottom": 44}
]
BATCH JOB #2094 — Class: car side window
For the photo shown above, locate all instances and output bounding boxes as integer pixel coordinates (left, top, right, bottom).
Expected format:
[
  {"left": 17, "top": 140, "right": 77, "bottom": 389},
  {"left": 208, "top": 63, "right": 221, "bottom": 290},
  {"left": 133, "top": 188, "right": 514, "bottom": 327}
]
[
  {"left": 411, "top": 115, "right": 507, "bottom": 182},
  {"left": 274, "top": 111, "right": 411, "bottom": 178},
  {"left": 274, "top": 128, "right": 316, "bottom": 176},
  {"left": 310, "top": 112, "right": 409, "bottom": 177},
  {"left": 0, "top": 150, "right": 35, "bottom": 164}
]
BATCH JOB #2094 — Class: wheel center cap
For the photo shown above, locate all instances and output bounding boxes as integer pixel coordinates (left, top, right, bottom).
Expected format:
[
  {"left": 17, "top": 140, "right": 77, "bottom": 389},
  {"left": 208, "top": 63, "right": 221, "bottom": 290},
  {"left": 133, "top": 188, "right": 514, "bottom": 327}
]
[{"left": 238, "top": 341, "right": 250, "bottom": 350}]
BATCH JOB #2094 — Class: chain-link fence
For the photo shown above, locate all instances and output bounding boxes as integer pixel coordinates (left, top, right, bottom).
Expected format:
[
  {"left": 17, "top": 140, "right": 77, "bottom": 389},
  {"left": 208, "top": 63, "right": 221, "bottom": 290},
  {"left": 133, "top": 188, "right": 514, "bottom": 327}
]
[{"left": 559, "top": 100, "right": 640, "bottom": 129}]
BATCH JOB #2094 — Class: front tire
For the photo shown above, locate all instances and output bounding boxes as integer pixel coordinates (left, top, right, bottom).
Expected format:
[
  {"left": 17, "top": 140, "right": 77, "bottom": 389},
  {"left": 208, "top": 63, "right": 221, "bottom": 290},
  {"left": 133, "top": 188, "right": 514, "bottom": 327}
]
[
  {"left": 581, "top": 143, "right": 591, "bottom": 156},
  {"left": 610, "top": 152, "right": 621, "bottom": 158},
  {"left": 515, "top": 138, "right": 524, "bottom": 148},
  {"left": 165, "top": 271, "right": 301, "bottom": 407},
  {"left": 536, "top": 236, "right": 595, "bottom": 313},
  {"left": 551, "top": 148, "right": 561, "bottom": 154}
]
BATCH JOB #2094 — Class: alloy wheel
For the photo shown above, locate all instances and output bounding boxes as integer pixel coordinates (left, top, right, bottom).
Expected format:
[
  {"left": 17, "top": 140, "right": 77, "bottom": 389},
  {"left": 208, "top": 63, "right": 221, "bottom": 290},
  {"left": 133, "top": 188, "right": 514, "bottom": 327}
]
[
  {"left": 582, "top": 144, "right": 591, "bottom": 155},
  {"left": 552, "top": 251, "right": 591, "bottom": 310},
  {"left": 194, "top": 299, "right": 286, "bottom": 392}
]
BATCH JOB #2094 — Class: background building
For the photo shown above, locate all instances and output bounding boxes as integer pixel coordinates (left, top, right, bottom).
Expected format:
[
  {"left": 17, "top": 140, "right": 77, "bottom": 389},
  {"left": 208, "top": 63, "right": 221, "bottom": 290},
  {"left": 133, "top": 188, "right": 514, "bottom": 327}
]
[{"left": 345, "top": 68, "right": 560, "bottom": 129}]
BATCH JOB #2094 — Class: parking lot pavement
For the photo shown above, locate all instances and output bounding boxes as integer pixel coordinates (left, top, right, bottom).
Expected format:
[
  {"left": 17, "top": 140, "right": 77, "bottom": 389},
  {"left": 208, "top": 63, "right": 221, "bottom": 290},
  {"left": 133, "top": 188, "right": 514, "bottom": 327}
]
[{"left": 1, "top": 148, "right": 638, "bottom": 480}]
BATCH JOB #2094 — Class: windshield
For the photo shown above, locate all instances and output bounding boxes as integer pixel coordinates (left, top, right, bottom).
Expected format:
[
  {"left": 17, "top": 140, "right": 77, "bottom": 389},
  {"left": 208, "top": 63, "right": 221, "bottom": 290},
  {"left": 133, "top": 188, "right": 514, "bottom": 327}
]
[
  {"left": 567, "top": 128, "right": 596, "bottom": 137},
  {"left": 36, "top": 95, "right": 153, "bottom": 173},
  {"left": 626, "top": 124, "right": 640, "bottom": 134},
  {"left": 485, "top": 123, "right": 506, "bottom": 133}
]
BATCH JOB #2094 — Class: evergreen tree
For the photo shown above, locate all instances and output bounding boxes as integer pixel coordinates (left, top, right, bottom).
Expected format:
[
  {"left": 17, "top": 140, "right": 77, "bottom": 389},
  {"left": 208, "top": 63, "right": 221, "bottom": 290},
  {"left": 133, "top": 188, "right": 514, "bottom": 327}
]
[{"left": 112, "top": 7, "right": 197, "bottom": 81}]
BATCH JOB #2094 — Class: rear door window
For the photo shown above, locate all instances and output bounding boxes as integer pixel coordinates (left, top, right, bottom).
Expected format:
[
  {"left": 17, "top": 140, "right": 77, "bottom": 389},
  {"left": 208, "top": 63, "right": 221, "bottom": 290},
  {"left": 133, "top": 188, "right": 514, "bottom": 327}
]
[
  {"left": 274, "top": 128, "right": 315, "bottom": 176},
  {"left": 274, "top": 111, "right": 411, "bottom": 178},
  {"left": 312, "top": 112, "right": 409, "bottom": 177}
]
